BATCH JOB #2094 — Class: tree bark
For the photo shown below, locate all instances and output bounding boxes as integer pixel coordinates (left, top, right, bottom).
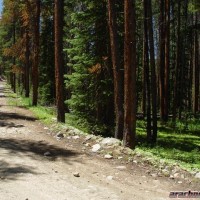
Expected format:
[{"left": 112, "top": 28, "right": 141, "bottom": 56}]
[
  {"left": 108, "top": 0, "right": 124, "bottom": 140},
  {"left": 54, "top": 0, "right": 65, "bottom": 123},
  {"left": 25, "top": 28, "right": 30, "bottom": 98},
  {"left": 159, "top": 0, "right": 165, "bottom": 121},
  {"left": 13, "top": 19, "right": 16, "bottom": 93},
  {"left": 163, "top": 0, "right": 170, "bottom": 121},
  {"left": 143, "top": 0, "right": 151, "bottom": 138},
  {"left": 123, "top": 0, "right": 136, "bottom": 148},
  {"left": 193, "top": 14, "right": 199, "bottom": 116},
  {"left": 32, "top": 0, "right": 40, "bottom": 106},
  {"left": 172, "top": 0, "right": 181, "bottom": 122}
]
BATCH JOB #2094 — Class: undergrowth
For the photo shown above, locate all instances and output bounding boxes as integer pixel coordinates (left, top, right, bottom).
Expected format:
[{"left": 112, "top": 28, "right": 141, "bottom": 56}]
[{"left": 7, "top": 88, "right": 200, "bottom": 172}]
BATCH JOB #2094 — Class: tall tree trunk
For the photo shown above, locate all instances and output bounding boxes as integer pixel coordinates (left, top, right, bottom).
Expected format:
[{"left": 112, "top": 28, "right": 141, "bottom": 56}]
[
  {"left": 123, "top": 0, "right": 136, "bottom": 148},
  {"left": 108, "top": 0, "right": 124, "bottom": 140},
  {"left": 25, "top": 28, "right": 30, "bottom": 97},
  {"left": 54, "top": 0, "right": 65, "bottom": 123},
  {"left": 193, "top": 14, "right": 199, "bottom": 116},
  {"left": 32, "top": 0, "right": 40, "bottom": 106},
  {"left": 159, "top": 0, "right": 165, "bottom": 121},
  {"left": 143, "top": 0, "right": 151, "bottom": 138},
  {"left": 142, "top": 35, "right": 147, "bottom": 118},
  {"left": 163, "top": 0, "right": 170, "bottom": 121},
  {"left": 13, "top": 19, "right": 16, "bottom": 93},
  {"left": 147, "top": 0, "right": 157, "bottom": 143},
  {"left": 172, "top": 0, "right": 181, "bottom": 122}
]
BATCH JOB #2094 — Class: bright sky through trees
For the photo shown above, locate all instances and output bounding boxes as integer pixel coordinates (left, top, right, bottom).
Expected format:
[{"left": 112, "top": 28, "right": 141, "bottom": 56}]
[{"left": 0, "top": 0, "right": 2, "bottom": 15}]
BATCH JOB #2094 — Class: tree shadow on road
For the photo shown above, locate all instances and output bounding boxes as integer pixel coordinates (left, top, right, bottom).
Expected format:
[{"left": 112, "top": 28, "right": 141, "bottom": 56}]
[
  {"left": 0, "top": 111, "right": 36, "bottom": 121},
  {"left": 0, "top": 160, "right": 38, "bottom": 181},
  {"left": 0, "top": 121, "right": 24, "bottom": 128},
  {"left": 0, "top": 138, "right": 79, "bottom": 162}
]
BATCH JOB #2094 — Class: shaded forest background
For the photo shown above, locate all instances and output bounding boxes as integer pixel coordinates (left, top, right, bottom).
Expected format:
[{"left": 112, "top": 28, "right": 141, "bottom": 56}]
[{"left": 0, "top": 0, "right": 199, "bottom": 149}]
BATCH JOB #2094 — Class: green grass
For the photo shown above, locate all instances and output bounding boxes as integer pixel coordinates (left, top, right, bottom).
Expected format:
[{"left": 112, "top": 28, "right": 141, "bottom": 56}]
[
  {"left": 8, "top": 93, "right": 56, "bottom": 124},
  {"left": 136, "top": 119, "right": 200, "bottom": 171}
]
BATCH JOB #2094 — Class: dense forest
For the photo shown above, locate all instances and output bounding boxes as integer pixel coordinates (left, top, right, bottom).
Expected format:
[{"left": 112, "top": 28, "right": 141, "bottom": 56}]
[{"left": 0, "top": 0, "right": 199, "bottom": 150}]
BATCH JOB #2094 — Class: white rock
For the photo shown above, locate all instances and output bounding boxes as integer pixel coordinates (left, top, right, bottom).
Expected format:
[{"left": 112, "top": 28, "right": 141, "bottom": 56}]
[
  {"left": 106, "top": 176, "right": 113, "bottom": 181},
  {"left": 116, "top": 166, "right": 126, "bottom": 170},
  {"left": 195, "top": 172, "right": 200, "bottom": 179},
  {"left": 72, "top": 136, "right": 80, "bottom": 140},
  {"left": 44, "top": 127, "right": 49, "bottom": 130},
  {"left": 169, "top": 175, "right": 174, "bottom": 179},
  {"left": 92, "top": 144, "right": 101, "bottom": 152},
  {"left": 181, "top": 174, "right": 185, "bottom": 179},
  {"left": 173, "top": 173, "right": 180, "bottom": 178},
  {"left": 100, "top": 138, "right": 120, "bottom": 147},
  {"left": 104, "top": 154, "right": 113, "bottom": 159},
  {"left": 118, "top": 156, "right": 123, "bottom": 160},
  {"left": 133, "top": 160, "right": 138, "bottom": 164},
  {"left": 178, "top": 181, "right": 182, "bottom": 184},
  {"left": 151, "top": 173, "right": 157, "bottom": 178}
]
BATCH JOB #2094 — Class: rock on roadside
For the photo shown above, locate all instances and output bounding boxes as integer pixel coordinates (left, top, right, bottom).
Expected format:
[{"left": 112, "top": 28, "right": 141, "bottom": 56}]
[
  {"left": 92, "top": 144, "right": 101, "bottom": 153},
  {"left": 100, "top": 138, "right": 121, "bottom": 148},
  {"left": 195, "top": 172, "right": 200, "bottom": 179}
]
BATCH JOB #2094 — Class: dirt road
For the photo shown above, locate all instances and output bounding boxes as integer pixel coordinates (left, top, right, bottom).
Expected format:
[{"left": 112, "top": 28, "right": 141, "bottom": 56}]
[{"left": 0, "top": 81, "right": 198, "bottom": 200}]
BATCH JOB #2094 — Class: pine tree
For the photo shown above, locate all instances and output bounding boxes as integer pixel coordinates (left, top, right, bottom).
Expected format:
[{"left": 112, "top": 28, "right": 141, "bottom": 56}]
[
  {"left": 123, "top": 0, "right": 137, "bottom": 148},
  {"left": 54, "top": 0, "right": 65, "bottom": 122}
]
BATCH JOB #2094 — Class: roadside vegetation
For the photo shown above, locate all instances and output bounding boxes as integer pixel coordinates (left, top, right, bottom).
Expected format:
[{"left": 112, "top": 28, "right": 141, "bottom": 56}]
[{"left": 8, "top": 89, "right": 200, "bottom": 173}]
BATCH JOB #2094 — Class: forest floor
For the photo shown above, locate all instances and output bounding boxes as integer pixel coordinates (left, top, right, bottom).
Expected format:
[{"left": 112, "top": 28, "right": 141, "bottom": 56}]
[{"left": 0, "top": 80, "right": 199, "bottom": 200}]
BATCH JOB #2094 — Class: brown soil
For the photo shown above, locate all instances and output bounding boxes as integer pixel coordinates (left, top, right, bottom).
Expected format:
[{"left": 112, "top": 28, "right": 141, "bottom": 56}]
[{"left": 0, "top": 81, "right": 199, "bottom": 200}]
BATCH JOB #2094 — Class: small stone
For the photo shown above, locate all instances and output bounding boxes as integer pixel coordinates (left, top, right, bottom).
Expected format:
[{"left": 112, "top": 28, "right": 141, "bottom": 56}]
[
  {"left": 162, "top": 169, "right": 170, "bottom": 176},
  {"left": 116, "top": 166, "right": 126, "bottom": 170},
  {"left": 133, "top": 160, "right": 138, "bottom": 164},
  {"left": 56, "top": 132, "right": 64, "bottom": 138},
  {"left": 44, "top": 127, "right": 48, "bottom": 130},
  {"left": 84, "top": 135, "right": 93, "bottom": 142},
  {"left": 44, "top": 151, "right": 51, "bottom": 156},
  {"left": 173, "top": 173, "right": 180, "bottom": 178},
  {"left": 56, "top": 133, "right": 64, "bottom": 140},
  {"left": 128, "top": 157, "right": 133, "bottom": 162},
  {"left": 85, "top": 143, "right": 90, "bottom": 147},
  {"left": 100, "top": 138, "right": 120, "bottom": 147},
  {"left": 104, "top": 154, "right": 113, "bottom": 159},
  {"left": 106, "top": 176, "right": 113, "bottom": 181},
  {"left": 73, "top": 172, "right": 80, "bottom": 177},
  {"left": 181, "top": 174, "right": 185, "bottom": 179},
  {"left": 195, "top": 172, "right": 200, "bottom": 179},
  {"left": 169, "top": 175, "right": 174, "bottom": 179},
  {"left": 92, "top": 144, "right": 101, "bottom": 152},
  {"left": 178, "top": 181, "right": 182, "bottom": 184},
  {"left": 118, "top": 156, "right": 123, "bottom": 160},
  {"left": 72, "top": 136, "right": 80, "bottom": 140},
  {"left": 145, "top": 170, "right": 150, "bottom": 174},
  {"left": 151, "top": 173, "right": 157, "bottom": 178}
]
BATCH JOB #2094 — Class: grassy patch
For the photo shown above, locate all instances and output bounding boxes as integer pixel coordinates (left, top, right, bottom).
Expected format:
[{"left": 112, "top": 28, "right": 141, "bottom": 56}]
[
  {"left": 8, "top": 93, "right": 56, "bottom": 124},
  {"left": 136, "top": 120, "right": 200, "bottom": 171}
]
